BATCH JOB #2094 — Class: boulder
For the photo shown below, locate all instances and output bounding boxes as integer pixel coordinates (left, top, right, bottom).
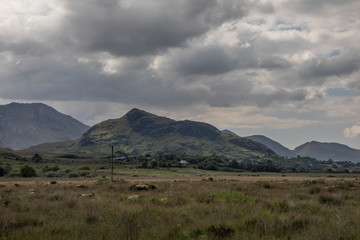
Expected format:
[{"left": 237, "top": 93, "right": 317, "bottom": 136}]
[
  {"left": 79, "top": 193, "right": 95, "bottom": 198},
  {"left": 130, "top": 184, "right": 156, "bottom": 191},
  {"left": 127, "top": 195, "right": 141, "bottom": 200}
]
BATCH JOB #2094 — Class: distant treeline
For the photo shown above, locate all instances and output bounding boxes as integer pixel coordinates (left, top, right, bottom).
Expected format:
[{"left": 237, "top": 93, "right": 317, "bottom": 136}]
[{"left": 130, "top": 153, "right": 360, "bottom": 173}]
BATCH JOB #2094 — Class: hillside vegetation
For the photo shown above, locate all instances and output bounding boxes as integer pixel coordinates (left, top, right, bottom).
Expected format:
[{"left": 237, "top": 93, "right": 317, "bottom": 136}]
[{"left": 27, "top": 109, "right": 275, "bottom": 160}]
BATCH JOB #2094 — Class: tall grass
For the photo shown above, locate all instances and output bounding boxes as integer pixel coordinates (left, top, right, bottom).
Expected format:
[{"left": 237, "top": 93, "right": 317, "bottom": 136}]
[{"left": 1, "top": 178, "right": 360, "bottom": 239}]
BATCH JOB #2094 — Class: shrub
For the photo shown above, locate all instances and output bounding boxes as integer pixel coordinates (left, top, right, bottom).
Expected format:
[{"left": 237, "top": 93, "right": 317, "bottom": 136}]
[
  {"left": 0, "top": 164, "right": 11, "bottom": 176},
  {"left": 52, "top": 165, "right": 60, "bottom": 172},
  {"left": 46, "top": 172, "right": 64, "bottom": 178},
  {"left": 0, "top": 166, "right": 5, "bottom": 177},
  {"left": 42, "top": 165, "right": 51, "bottom": 173},
  {"left": 19, "top": 165, "right": 37, "bottom": 177},
  {"left": 206, "top": 164, "right": 219, "bottom": 171},
  {"left": 31, "top": 153, "right": 42, "bottom": 163},
  {"left": 150, "top": 161, "right": 158, "bottom": 168},
  {"left": 191, "top": 224, "right": 235, "bottom": 238},
  {"left": 42, "top": 165, "right": 59, "bottom": 172},
  {"left": 80, "top": 171, "right": 90, "bottom": 177},
  {"left": 69, "top": 173, "right": 79, "bottom": 178}
]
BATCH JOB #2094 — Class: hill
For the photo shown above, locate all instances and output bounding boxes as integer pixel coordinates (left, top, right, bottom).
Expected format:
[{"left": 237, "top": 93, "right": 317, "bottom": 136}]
[
  {"left": 27, "top": 108, "right": 275, "bottom": 159},
  {"left": 245, "top": 133, "right": 360, "bottom": 162},
  {"left": 0, "top": 102, "right": 90, "bottom": 150},
  {"left": 246, "top": 135, "right": 295, "bottom": 158},
  {"left": 294, "top": 141, "right": 360, "bottom": 162}
]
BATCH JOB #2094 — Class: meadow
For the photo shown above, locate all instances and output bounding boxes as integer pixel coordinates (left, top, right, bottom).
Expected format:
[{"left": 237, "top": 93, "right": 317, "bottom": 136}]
[{"left": 1, "top": 175, "right": 360, "bottom": 239}]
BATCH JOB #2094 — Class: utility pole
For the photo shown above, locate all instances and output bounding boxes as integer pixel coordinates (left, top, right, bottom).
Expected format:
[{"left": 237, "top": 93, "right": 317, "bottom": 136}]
[{"left": 111, "top": 145, "right": 114, "bottom": 181}]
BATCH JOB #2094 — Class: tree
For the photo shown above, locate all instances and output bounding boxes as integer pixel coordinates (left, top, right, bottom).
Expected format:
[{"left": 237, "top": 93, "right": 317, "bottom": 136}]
[
  {"left": 31, "top": 153, "right": 42, "bottom": 163},
  {"left": 19, "top": 165, "right": 37, "bottom": 177},
  {"left": 0, "top": 166, "right": 5, "bottom": 177},
  {"left": 0, "top": 164, "right": 11, "bottom": 177},
  {"left": 229, "top": 160, "right": 239, "bottom": 169},
  {"left": 150, "top": 161, "right": 158, "bottom": 168}
]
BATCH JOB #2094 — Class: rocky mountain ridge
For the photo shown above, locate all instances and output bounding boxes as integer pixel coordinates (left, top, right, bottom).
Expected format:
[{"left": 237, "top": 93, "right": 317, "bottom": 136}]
[{"left": 0, "top": 102, "right": 90, "bottom": 150}]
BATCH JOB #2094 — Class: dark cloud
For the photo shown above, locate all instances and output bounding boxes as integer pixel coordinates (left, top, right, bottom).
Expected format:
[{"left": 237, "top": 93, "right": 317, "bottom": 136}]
[
  {"left": 260, "top": 56, "right": 292, "bottom": 69},
  {"left": 0, "top": 53, "right": 205, "bottom": 107},
  {"left": 172, "top": 46, "right": 258, "bottom": 76},
  {"left": 348, "top": 80, "right": 360, "bottom": 90},
  {"left": 0, "top": 49, "right": 307, "bottom": 110},
  {"left": 299, "top": 50, "right": 360, "bottom": 80},
  {"left": 0, "top": 40, "right": 53, "bottom": 57},
  {"left": 288, "top": 0, "right": 358, "bottom": 13},
  {"left": 62, "top": 0, "right": 249, "bottom": 57},
  {"left": 204, "top": 81, "right": 307, "bottom": 108}
]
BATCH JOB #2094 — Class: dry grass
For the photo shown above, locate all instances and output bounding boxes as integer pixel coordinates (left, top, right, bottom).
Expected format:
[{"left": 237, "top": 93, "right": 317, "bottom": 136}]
[{"left": 1, "top": 177, "right": 360, "bottom": 239}]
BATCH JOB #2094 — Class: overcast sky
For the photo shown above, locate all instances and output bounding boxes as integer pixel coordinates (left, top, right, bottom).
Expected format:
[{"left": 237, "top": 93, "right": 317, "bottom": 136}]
[{"left": 1, "top": 0, "right": 360, "bottom": 149}]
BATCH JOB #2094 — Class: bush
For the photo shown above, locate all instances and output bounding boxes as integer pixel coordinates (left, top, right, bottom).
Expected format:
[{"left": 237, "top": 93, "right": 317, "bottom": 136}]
[
  {"left": 206, "top": 164, "right": 219, "bottom": 171},
  {"left": 0, "top": 164, "right": 12, "bottom": 176},
  {"left": 42, "top": 165, "right": 51, "bottom": 173},
  {"left": 31, "top": 153, "right": 43, "bottom": 163},
  {"left": 80, "top": 171, "right": 90, "bottom": 177},
  {"left": 52, "top": 165, "right": 60, "bottom": 172},
  {"left": 43, "top": 165, "right": 60, "bottom": 173},
  {"left": 69, "top": 173, "right": 79, "bottom": 178},
  {"left": 0, "top": 166, "right": 5, "bottom": 177},
  {"left": 46, "top": 172, "right": 64, "bottom": 178},
  {"left": 19, "top": 165, "right": 37, "bottom": 177}
]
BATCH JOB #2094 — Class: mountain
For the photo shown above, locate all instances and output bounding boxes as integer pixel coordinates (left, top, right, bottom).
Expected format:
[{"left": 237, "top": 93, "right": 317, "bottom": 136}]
[
  {"left": 0, "top": 102, "right": 90, "bottom": 150},
  {"left": 0, "top": 146, "right": 20, "bottom": 160},
  {"left": 27, "top": 108, "right": 276, "bottom": 159},
  {"left": 221, "top": 129, "right": 239, "bottom": 137},
  {"left": 294, "top": 141, "right": 360, "bottom": 162},
  {"left": 246, "top": 135, "right": 295, "bottom": 158},
  {"left": 245, "top": 133, "right": 360, "bottom": 162}
]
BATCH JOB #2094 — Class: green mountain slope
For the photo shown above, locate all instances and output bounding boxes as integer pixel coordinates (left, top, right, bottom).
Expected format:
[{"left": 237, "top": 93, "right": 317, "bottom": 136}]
[{"left": 27, "top": 108, "right": 275, "bottom": 159}]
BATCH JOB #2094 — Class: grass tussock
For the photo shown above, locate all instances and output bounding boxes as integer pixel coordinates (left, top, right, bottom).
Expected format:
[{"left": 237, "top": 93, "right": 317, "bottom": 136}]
[{"left": 1, "top": 178, "right": 360, "bottom": 239}]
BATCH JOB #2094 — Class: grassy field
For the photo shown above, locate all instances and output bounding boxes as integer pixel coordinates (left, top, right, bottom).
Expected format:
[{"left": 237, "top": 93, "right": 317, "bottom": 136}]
[{"left": 1, "top": 175, "right": 360, "bottom": 239}]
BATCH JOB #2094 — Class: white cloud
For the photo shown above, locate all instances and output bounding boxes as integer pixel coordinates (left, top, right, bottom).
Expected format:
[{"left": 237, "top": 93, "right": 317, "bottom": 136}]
[{"left": 344, "top": 124, "right": 360, "bottom": 139}]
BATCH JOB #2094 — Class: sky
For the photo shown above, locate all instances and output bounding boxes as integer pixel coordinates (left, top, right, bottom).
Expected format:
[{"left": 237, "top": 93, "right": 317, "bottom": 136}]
[{"left": 0, "top": 0, "right": 360, "bottom": 150}]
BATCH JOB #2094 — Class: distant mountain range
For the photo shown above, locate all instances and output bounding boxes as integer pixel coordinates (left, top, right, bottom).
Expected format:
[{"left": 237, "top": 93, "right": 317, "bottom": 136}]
[
  {"left": 27, "top": 108, "right": 275, "bottom": 159},
  {"left": 0, "top": 102, "right": 90, "bottom": 150},
  {"left": 294, "top": 141, "right": 360, "bottom": 162},
  {"left": 2, "top": 102, "right": 359, "bottom": 162},
  {"left": 243, "top": 134, "right": 360, "bottom": 162},
  {"left": 245, "top": 135, "right": 296, "bottom": 158}
]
